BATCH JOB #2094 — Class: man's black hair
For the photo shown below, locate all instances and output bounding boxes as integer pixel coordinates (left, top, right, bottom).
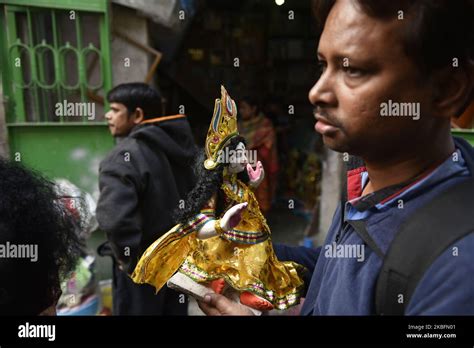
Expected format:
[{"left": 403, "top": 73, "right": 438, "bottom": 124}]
[
  {"left": 106, "top": 82, "right": 162, "bottom": 120},
  {"left": 0, "top": 159, "right": 81, "bottom": 315}
]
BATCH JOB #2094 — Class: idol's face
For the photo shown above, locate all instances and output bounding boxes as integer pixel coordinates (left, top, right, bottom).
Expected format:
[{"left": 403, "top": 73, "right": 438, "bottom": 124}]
[{"left": 228, "top": 142, "right": 248, "bottom": 174}]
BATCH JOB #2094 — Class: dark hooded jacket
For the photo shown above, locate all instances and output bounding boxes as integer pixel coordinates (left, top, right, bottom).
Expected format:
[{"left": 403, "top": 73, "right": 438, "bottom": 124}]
[
  {"left": 97, "top": 118, "right": 196, "bottom": 273},
  {"left": 96, "top": 117, "right": 196, "bottom": 315}
]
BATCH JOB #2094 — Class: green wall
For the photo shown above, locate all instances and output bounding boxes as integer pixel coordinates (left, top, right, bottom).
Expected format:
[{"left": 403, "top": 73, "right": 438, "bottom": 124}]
[{"left": 8, "top": 122, "right": 113, "bottom": 196}]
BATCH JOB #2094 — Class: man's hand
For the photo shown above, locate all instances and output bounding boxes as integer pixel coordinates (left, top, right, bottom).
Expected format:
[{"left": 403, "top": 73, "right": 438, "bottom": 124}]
[{"left": 198, "top": 293, "right": 255, "bottom": 316}]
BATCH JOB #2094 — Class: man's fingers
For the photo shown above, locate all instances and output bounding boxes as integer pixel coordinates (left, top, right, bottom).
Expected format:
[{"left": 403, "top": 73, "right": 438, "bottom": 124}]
[
  {"left": 205, "top": 293, "right": 235, "bottom": 313},
  {"left": 198, "top": 298, "right": 222, "bottom": 316},
  {"left": 197, "top": 293, "right": 230, "bottom": 316},
  {"left": 198, "top": 293, "right": 255, "bottom": 316}
]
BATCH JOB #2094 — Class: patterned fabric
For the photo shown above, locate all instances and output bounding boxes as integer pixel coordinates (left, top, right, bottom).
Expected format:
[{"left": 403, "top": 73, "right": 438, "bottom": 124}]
[{"left": 204, "top": 86, "right": 239, "bottom": 170}]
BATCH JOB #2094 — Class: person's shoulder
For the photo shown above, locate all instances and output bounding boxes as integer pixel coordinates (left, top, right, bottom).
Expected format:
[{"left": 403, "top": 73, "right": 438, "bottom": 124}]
[
  {"left": 430, "top": 233, "right": 474, "bottom": 276},
  {"left": 406, "top": 233, "right": 474, "bottom": 315}
]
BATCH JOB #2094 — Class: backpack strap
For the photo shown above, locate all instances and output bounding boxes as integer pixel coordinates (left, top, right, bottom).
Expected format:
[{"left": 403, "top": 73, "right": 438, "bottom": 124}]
[
  {"left": 375, "top": 177, "right": 474, "bottom": 315},
  {"left": 346, "top": 219, "right": 384, "bottom": 259}
]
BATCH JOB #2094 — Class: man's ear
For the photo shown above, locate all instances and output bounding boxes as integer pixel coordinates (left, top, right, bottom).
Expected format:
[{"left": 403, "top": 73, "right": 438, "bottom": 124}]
[
  {"left": 433, "top": 65, "right": 473, "bottom": 118},
  {"left": 132, "top": 107, "right": 144, "bottom": 124}
]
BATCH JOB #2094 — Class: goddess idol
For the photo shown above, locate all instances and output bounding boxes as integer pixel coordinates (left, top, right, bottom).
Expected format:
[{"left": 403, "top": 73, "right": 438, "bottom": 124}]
[{"left": 131, "top": 86, "right": 305, "bottom": 311}]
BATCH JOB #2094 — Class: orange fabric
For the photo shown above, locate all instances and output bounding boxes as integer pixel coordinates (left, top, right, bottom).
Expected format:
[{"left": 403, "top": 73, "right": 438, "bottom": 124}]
[
  {"left": 210, "top": 279, "right": 226, "bottom": 294},
  {"left": 141, "top": 114, "right": 186, "bottom": 124},
  {"left": 240, "top": 291, "right": 274, "bottom": 311}
]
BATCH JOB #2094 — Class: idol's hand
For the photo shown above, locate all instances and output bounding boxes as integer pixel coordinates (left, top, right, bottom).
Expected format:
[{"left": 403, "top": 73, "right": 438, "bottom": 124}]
[
  {"left": 221, "top": 202, "right": 248, "bottom": 231},
  {"left": 247, "top": 161, "right": 265, "bottom": 188},
  {"left": 196, "top": 202, "right": 247, "bottom": 239}
]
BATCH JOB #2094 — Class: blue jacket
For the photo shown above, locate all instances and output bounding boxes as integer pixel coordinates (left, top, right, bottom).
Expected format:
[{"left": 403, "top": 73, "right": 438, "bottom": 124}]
[{"left": 275, "top": 137, "right": 474, "bottom": 315}]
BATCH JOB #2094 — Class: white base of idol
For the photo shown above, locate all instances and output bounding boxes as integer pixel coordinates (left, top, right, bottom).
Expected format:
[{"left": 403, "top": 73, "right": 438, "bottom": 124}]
[{"left": 167, "top": 272, "right": 262, "bottom": 316}]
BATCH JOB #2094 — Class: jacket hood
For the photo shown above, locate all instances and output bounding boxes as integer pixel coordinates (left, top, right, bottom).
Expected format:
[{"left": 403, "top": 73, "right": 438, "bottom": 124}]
[{"left": 129, "top": 117, "right": 197, "bottom": 166}]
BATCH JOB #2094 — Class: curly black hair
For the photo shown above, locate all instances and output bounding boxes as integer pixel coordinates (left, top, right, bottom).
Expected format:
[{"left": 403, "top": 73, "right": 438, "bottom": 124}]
[
  {"left": 0, "top": 159, "right": 82, "bottom": 315},
  {"left": 173, "top": 136, "right": 249, "bottom": 225}
]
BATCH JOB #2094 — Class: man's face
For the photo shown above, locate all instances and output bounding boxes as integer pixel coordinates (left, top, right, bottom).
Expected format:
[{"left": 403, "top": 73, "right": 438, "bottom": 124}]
[
  {"left": 105, "top": 103, "right": 136, "bottom": 137},
  {"left": 309, "top": 0, "right": 437, "bottom": 161}
]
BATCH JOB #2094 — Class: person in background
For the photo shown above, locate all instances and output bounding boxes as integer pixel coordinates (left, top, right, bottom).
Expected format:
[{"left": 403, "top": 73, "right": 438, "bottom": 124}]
[
  {"left": 0, "top": 159, "right": 81, "bottom": 315},
  {"left": 265, "top": 97, "right": 291, "bottom": 197},
  {"left": 238, "top": 96, "right": 279, "bottom": 214},
  {"left": 96, "top": 83, "right": 196, "bottom": 315}
]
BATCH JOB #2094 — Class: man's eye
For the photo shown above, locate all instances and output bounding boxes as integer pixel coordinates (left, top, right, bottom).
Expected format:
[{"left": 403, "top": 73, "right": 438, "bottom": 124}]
[
  {"left": 343, "top": 66, "right": 364, "bottom": 77},
  {"left": 317, "top": 61, "right": 327, "bottom": 74}
]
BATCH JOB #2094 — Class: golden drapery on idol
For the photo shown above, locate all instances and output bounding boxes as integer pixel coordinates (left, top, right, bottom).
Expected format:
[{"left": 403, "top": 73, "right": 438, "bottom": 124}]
[{"left": 131, "top": 86, "right": 305, "bottom": 310}]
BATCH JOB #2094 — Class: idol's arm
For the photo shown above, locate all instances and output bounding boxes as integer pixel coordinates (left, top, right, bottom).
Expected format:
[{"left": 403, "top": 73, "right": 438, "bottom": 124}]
[{"left": 196, "top": 202, "right": 248, "bottom": 239}]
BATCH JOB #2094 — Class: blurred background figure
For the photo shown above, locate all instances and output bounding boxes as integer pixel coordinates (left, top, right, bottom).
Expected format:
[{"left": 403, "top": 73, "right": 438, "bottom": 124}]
[
  {"left": 96, "top": 83, "right": 196, "bottom": 315},
  {"left": 238, "top": 96, "right": 279, "bottom": 214}
]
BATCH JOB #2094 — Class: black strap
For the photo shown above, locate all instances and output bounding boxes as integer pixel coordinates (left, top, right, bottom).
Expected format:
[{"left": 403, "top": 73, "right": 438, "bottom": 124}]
[
  {"left": 346, "top": 219, "right": 384, "bottom": 259},
  {"left": 375, "top": 178, "right": 474, "bottom": 315}
]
